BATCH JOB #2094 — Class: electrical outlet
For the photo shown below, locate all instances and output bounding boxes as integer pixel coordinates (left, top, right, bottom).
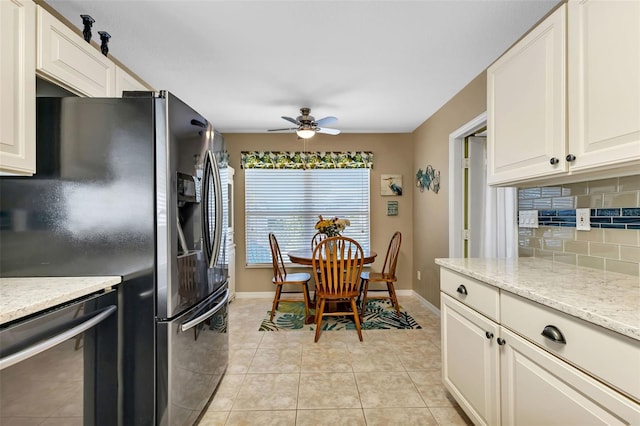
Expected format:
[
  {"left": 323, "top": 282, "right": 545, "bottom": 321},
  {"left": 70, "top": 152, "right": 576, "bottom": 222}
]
[
  {"left": 519, "top": 210, "right": 539, "bottom": 228},
  {"left": 576, "top": 208, "right": 591, "bottom": 231},
  {"left": 417, "top": 271, "right": 421, "bottom": 281}
]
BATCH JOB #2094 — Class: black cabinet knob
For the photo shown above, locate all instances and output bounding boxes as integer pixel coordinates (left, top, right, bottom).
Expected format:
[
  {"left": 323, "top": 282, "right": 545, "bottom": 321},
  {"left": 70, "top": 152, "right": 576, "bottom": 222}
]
[
  {"left": 485, "top": 331, "right": 494, "bottom": 339},
  {"left": 566, "top": 154, "right": 576, "bottom": 162},
  {"left": 456, "top": 285, "right": 468, "bottom": 295},
  {"left": 497, "top": 337, "right": 506, "bottom": 346},
  {"left": 549, "top": 157, "right": 559, "bottom": 165}
]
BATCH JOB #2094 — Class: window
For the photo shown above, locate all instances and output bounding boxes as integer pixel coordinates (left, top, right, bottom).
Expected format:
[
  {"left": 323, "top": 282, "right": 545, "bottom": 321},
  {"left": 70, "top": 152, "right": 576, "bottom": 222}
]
[{"left": 245, "top": 168, "right": 370, "bottom": 265}]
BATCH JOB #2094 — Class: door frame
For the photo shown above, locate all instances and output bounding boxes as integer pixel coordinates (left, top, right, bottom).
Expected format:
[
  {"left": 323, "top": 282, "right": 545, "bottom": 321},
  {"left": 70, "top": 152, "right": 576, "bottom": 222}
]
[{"left": 448, "top": 112, "right": 487, "bottom": 258}]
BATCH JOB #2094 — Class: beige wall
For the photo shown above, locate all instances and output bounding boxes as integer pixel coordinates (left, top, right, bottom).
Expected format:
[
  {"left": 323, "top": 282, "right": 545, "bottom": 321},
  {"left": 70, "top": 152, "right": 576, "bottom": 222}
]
[
  {"left": 224, "top": 132, "right": 414, "bottom": 293},
  {"left": 411, "top": 71, "right": 487, "bottom": 308}
]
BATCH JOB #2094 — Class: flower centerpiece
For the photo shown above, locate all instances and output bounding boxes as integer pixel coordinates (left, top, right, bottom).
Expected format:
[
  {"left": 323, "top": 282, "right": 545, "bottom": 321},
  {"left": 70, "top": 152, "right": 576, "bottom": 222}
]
[{"left": 314, "top": 215, "right": 350, "bottom": 237}]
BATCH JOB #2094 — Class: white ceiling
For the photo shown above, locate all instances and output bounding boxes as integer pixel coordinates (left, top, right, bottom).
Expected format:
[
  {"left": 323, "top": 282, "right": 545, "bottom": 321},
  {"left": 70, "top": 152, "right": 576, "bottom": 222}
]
[{"left": 47, "top": 0, "right": 560, "bottom": 135}]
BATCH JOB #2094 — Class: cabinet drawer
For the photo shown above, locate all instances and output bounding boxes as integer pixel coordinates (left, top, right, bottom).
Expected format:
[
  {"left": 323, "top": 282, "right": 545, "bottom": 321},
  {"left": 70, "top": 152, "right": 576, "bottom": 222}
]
[
  {"left": 440, "top": 268, "right": 500, "bottom": 322},
  {"left": 501, "top": 291, "right": 640, "bottom": 403}
]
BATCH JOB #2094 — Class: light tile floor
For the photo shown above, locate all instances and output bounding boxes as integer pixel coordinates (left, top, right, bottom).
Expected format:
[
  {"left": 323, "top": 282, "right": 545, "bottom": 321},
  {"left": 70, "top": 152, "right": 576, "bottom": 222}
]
[{"left": 197, "top": 295, "right": 472, "bottom": 426}]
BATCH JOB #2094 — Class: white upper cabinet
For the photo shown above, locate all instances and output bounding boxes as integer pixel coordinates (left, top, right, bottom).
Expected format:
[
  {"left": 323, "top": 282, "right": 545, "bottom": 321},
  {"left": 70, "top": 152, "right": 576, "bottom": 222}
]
[
  {"left": 488, "top": 1, "right": 640, "bottom": 187},
  {"left": 36, "top": 5, "right": 115, "bottom": 97},
  {"left": 114, "top": 65, "right": 151, "bottom": 96},
  {"left": 567, "top": 0, "right": 640, "bottom": 172},
  {"left": 0, "top": 0, "right": 36, "bottom": 176},
  {"left": 487, "top": 5, "right": 566, "bottom": 186}
]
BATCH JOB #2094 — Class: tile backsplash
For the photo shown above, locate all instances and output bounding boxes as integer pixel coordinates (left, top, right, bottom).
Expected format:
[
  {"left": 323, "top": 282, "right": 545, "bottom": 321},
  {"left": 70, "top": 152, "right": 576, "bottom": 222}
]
[{"left": 518, "top": 175, "right": 640, "bottom": 277}]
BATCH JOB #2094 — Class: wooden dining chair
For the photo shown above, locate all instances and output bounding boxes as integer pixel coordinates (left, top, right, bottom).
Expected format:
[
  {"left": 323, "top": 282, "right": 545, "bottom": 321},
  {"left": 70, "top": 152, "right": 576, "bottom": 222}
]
[
  {"left": 359, "top": 231, "right": 401, "bottom": 321},
  {"left": 269, "top": 233, "right": 311, "bottom": 322},
  {"left": 312, "top": 236, "right": 365, "bottom": 342},
  {"left": 310, "top": 232, "right": 327, "bottom": 249}
]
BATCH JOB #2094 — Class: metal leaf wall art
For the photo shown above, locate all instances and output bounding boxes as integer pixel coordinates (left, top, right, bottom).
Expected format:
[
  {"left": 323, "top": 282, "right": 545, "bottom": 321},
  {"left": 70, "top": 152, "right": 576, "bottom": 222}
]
[{"left": 416, "top": 165, "right": 440, "bottom": 193}]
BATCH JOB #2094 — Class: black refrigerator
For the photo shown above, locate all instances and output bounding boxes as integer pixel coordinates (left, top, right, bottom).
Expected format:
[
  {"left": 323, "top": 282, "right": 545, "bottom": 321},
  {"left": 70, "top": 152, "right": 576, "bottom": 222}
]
[{"left": 0, "top": 91, "right": 229, "bottom": 426}]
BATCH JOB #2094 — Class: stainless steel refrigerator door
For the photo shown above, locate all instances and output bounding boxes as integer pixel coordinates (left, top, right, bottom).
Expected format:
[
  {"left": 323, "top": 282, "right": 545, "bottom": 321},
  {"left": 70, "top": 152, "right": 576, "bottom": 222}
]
[
  {"left": 156, "top": 284, "right": 229, "bottom": 426},
  {"left": 0, "top": 97, "right": 156, "bottom": 278},
  {"left": 202, "top": 149, "right": 223, "bottom": 270},
  {"left": 155, "top": 92, "right": 222, "bottom": 319}
]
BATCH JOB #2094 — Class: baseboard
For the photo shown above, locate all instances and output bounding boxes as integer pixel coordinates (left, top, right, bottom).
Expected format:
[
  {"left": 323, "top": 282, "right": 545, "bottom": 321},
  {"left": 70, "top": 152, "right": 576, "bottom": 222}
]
[
  {"left": 235, "top": 288, "right": 441, "bottom": 319},
  {"left": 411, "top": 290, "right": 441, "bottom": 317},
  {"left": 235, "top": 292, "right": 274, "bottom": 299}
]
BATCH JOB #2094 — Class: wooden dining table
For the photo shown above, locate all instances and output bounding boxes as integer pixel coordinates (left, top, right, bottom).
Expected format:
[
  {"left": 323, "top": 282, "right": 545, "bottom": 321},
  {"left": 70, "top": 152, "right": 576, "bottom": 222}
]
[{"left": 287, "top": 249, "right": 377, "bottom": 324}]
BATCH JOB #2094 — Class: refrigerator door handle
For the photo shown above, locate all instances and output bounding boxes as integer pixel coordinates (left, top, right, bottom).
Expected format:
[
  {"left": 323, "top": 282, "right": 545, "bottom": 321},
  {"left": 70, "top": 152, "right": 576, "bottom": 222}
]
[
  {"left": 180, "top": 289, "right": 229, "bottom": 332},
  {"left": 202, "top": 150, "right": 223, "bottom": 269},
  {"left": 0, "top": 305, "right": 117, "bottom": 370}
]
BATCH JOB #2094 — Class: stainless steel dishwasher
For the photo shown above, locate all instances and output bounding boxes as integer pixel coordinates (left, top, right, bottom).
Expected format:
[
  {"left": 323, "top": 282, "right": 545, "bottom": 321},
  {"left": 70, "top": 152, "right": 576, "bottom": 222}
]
[{"left": 0, "top": 290, "right": 118, "bottom": 426}]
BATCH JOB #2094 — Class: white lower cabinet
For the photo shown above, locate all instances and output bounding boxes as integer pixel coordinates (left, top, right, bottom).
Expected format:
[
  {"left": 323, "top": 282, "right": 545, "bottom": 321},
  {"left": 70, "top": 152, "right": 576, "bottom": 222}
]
[
  {"left": 501, "top": 327, "right": 639, "bottom": 425},
  {"left": 440, "top": 268, "right": 640, "bottom": 425},
  {"left": 442, "top": 292, "right": 500, "bottom": 426}
]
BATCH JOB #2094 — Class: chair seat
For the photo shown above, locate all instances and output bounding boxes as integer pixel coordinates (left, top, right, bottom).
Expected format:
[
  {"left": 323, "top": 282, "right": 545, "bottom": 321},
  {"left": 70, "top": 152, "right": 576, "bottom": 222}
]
[
  {"left": 273, "top": 272, "right": 311, "bottom": 284},
  {"left": 361, "top": 271, "right": 396, "bottom": 282}
]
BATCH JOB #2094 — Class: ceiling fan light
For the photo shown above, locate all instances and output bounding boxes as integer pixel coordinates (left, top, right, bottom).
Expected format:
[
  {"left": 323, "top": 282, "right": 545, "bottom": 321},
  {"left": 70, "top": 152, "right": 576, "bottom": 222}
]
[{"left": 296, "top": 128, "right": 316, "bottom": 139}]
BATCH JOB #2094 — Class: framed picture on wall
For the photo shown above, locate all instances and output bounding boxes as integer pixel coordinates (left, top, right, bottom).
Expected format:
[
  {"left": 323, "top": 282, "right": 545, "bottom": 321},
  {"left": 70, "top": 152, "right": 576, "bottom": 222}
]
[{"left": 381, "top": 174, "right": 403, "bottom": 196}]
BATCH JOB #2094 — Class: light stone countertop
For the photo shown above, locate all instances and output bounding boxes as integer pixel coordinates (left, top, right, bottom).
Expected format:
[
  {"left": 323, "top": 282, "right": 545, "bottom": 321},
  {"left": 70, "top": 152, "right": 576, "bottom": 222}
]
[
  {"left": 0, "top": 276, "right": 122, "bottom": 325},
  {"left": 435, "top": 257, "right": 640, "bottom": 341}
]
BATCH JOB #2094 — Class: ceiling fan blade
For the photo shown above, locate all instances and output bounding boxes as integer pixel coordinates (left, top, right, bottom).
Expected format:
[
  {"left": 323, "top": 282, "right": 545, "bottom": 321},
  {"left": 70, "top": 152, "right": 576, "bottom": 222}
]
[
  {"left": 317, "top": 127, "right": 341, "bottom": 135},
  {"left": 281, "top": 116, "right": 299, "bottom": 125},
  {"left": 315, "top": 116, "right": 337, "bottom": 127},
  {"left": 267, "top": 127, "right": 297, "bottom": 132}
]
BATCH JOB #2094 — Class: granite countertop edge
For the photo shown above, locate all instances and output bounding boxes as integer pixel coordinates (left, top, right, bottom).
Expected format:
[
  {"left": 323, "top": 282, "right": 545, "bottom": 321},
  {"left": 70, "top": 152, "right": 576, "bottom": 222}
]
[
  {"left": 435, "top": 257, "right": 640, "bottom": 342},
  {"left": 0, "top": 276, "right": 122, "bottom": 326}
]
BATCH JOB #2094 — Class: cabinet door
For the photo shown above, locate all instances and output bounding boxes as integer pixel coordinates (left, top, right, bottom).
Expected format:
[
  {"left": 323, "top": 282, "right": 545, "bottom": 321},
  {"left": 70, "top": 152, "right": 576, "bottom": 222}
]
[
  {"left": 0, "top": 0, "right": 35, "bottom": 175},
  {"left": 500, "top": 328, "right": 640, "bottom": 425},
  {"left": 36, "top": 6, "right": 114, "bottom": 97},
  {"left": 114, "top": 65, "right": 151, "bottom": 97},
  {"left": 441, "top": 293, "right": 500, "bottom": 426},
  {"left": 567, "top": 0, "right": 640, "bottom": 172},
  {"left": 487, "top": 5, "right": 566, "bottom": 186}
]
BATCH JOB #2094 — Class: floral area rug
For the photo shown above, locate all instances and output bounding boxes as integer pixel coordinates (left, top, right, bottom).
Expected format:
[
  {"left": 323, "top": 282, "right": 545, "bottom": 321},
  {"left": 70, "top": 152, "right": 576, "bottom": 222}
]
[{"left": 259, "top": 299, "right": 422, "bottom": 331}]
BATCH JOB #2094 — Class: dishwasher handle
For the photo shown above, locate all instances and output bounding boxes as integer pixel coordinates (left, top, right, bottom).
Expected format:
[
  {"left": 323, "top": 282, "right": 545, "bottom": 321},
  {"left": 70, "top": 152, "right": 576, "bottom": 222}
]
[
  {"left": 0, "top": 305, "right": 117, "bottom": 371},
  {"left": 181, "top": 289, "right": 229, "bottom": 332}
]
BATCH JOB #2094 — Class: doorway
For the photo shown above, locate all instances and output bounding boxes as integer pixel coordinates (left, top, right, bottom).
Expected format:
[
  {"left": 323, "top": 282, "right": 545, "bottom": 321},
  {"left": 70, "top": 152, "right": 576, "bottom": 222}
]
[
  {"left": 449, "top": 112, "right": 518, "bottom": 259},
  {"left": 448, "top": 112, "right": 487, "bottom": 258}
]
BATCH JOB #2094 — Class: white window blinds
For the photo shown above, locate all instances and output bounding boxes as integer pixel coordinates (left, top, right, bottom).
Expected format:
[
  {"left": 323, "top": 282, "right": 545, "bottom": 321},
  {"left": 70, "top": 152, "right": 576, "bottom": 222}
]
[{"left": 245, "top": 168, "right": 370, "bottom": 265}]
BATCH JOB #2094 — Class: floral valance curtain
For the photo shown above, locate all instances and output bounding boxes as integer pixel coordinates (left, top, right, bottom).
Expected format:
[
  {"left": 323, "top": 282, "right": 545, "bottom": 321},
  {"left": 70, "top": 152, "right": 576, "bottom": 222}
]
[{"left": 240, "top": 151, "right": 373, "bottom": 169}]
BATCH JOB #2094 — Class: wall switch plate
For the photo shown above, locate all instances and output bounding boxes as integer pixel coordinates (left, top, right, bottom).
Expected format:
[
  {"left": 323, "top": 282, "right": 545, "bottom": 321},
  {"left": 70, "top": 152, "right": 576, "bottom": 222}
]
[
  {"left": 576, "top": 208, "right": 591, "bottom": 231},
  {"left": 519, "top": 210, "right": 539, "bottom": 228},
  {"left": 417, "top": 271, "right": 421, "bottom": 280}
]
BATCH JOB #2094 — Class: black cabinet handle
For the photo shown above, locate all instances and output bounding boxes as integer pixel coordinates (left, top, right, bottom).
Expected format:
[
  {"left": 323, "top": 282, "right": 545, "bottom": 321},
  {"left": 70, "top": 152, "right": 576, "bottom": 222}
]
[
  {"left": 541, "top": 325, "right": 566, "bottom": 344},
  {"left": 497, "top": 337, "right": 506, "bottom": 346},
  {"left": 566, "top": 154, "right": 576, "bottom": 162},
  {"left": 485, "top": 331, "right": 494, "bottom": 339},
  {"left": 549, "top": 157, "right": 559, "bottom": 165},
  {"left": 456, "top": 285, "right": 468, "bottom": 295}
]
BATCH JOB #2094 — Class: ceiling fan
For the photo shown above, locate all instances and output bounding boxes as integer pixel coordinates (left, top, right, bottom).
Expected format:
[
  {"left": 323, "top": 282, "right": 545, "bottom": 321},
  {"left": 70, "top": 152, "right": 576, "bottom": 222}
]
[{"left": 268, "top": 107, "right": 341, "bottom": 139}]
